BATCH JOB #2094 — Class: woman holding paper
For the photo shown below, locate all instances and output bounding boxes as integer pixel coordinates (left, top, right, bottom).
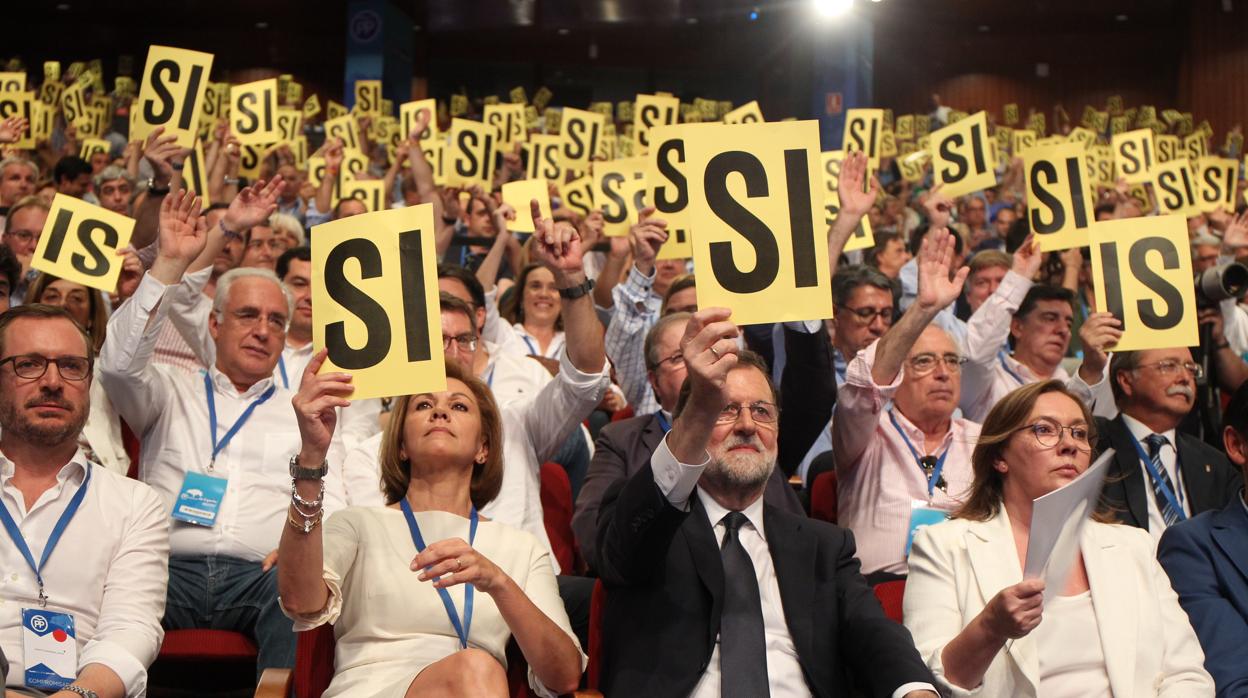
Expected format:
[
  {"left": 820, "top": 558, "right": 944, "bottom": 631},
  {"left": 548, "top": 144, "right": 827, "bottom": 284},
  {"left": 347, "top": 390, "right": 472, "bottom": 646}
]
[
  {"left": 276, "top": 356, "right": 584, "bottom": 697},
  {"left": 903, "top": 379, "right": 1212, "bottom": 697}
]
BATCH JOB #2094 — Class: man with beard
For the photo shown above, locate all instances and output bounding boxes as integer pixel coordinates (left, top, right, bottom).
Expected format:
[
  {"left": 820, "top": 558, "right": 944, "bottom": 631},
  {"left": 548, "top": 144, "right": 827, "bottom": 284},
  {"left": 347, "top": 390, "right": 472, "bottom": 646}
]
[
  {"left": 1098, "top": 348, "right": 1242, "bottom": 544},
  {"left": 1, "top": 197, "right": 49, "bottom": 307},
  {"left": 595, "top": 308, "right": 938, "bottom": 698},
  {"left": 0, "top": 304, "right": 168, "bottom": 697}
]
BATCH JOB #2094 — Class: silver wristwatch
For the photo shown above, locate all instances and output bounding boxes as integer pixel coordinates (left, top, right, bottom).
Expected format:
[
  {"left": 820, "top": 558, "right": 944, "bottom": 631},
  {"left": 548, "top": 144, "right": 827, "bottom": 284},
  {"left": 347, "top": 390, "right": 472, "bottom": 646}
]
[
  {"left": 63, "top": 686, "right": 99, "bottom": 698},
  {"left": 289, "top": 453, "right": 329, "bottom": 480}
]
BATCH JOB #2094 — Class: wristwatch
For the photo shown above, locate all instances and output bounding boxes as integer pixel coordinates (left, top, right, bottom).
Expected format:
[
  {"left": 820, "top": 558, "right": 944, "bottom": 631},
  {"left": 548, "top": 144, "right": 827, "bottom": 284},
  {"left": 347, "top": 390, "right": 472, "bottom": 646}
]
[
  {"left": 558, "top": 277, "right": 595, "bottom": 300},
  {"left": 289, "top": 454, "right": 329, "bottom": 480},
  {"left": 144, "top": 177, "right": 170, "bottom": 195},
  {"left": 63, "top": 686, "right": 98, "bottom": 698}
]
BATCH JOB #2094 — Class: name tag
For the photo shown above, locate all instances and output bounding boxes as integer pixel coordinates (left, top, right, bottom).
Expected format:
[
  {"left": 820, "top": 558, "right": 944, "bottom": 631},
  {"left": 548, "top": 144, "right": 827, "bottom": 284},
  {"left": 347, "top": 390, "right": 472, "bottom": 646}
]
[
  {"left": 906, "top": 502, "right": 950, "bottom": 555},
  {"left": 172, "top": 472, "right": 228, "bottom": 526},
  {"left": 22, "top": 608, "right": 77, "bottom": 691}
]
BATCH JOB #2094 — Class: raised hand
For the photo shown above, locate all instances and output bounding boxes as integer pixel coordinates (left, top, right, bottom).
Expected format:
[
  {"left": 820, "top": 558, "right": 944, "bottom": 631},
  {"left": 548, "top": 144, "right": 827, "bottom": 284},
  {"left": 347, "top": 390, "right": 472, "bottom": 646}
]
[
  {"left": 324, "top": 138, "right": 344, "bottom": 171},
  {"left": 916, "top": 228, "right": 970, "bottom": 312},
  {"left": 143, "top": 126, "right": 187, "bottom": 186},
  {"left": 629, "top": 206, "right": 669, "bottom": 275},
  {"left": 680, "top": 307, "right": 741, "bottom": 403},
  {"left": 408, "top": 109, "right": 431, "bottom": 144},
  {"left": 0, "top": 115, "right": 28, "bottom": 144},
  {"left": 1012, "top": 233, "right": 1043, "bottom": 280},
  {"left": 529, "top": 199, "right": 585, "bottom": 280},
  {"left": 1078, "top": 312, "right": 1123, "bottom": 382},
  {"left": 1223, "top": 210, "right": 1248, "bottom": 250},
  {"left": 413, "top": 537, "right": 510, "bottom": 595},
  {"left": 838, "top": 150, "right": 881, "bottom": 218},
  {"left": 920, "top": 183, "right": 953, "bottom": 230},
  {"left": 113, "top": 247, "right": 144, "bottom": 301},
  {"left": 158, "top": 189, "right": 206, "bottom": 264},
  {"left": 224, "top": 176, "right": 284, "bottom": 232},
  {"left": 291, "top": 349, "right": 354, "bottom": 465}
]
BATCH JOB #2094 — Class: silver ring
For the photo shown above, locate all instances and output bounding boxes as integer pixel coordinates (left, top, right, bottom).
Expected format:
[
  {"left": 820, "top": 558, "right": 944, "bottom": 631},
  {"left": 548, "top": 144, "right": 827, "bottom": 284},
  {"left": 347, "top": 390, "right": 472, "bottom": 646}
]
[
  {"left": 709, "top": 346, "right": 721, "bottom": 360},
  {"left": 455, "top": 558, "right": 462, "bottom": 571}
]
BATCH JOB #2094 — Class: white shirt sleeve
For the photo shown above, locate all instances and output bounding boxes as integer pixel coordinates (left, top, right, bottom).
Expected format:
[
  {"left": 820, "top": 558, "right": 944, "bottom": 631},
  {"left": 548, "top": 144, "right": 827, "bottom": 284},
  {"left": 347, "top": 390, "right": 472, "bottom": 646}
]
[
  {"left": 649, "top": 432, "right": 710, "bottom": 511},
  {"left": 519, "top": 349, "right": 611, "bottom": 464},
  {"left": 166, "top": 266, "right": 216, "bottom": 368},
  {"left": 961, "top": 270, "right": 1031, "bottom": 414},
  {"left": 97, "top": 273, "right": 178, "bottom": 435}
]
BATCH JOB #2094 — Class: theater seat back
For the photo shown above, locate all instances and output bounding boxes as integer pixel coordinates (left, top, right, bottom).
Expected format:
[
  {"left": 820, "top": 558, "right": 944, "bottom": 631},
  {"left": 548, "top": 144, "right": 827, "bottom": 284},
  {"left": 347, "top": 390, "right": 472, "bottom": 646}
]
[
  {"left": 810, "top": 470, "right": 838, "bottom": 524},
  {"left": 540, "top": 461, "right": 577, "bottom": 573},
  {"left": 873, "top": 579, "right": 906, "bottom": 623}
]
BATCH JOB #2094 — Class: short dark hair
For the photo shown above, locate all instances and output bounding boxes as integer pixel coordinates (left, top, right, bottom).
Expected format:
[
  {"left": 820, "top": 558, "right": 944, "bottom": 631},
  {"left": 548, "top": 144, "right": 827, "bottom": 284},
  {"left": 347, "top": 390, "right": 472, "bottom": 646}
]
[
  {"left": 661, "top": 274, "right": 697, "bottom": 315},
  {"left": 909, "top": 225, "right": 964, "bottom": 257},
  {"left": 53, "top": 156, "right": 92, "bottom": 184},
  {"left": 866, "top": 231, "right": 903, "bottom": 268},
  {"left": 276, "top": 246, "right": 311, "bottom": 281},
  {"left": 437, "top": 263, "right": 486, "bottom": 312},
  {"left": 1016, "top": 284, "right": 1075, "bottom": 320},
  {"left": 332, "top": 197, "right": 366, "bottom": 219},
  {"left": 644, "top": 311, "right": 692, "bottom": 371},
  {"left": 0, "top": 245, "right": 18, "bottom": 293},
  {"left": 1108, "top": 350, "right": 1145, "bottom": 406},
  {"left": 1224, "top": 381, "right": 1248, "bottom": 437},
  {"left": 1005, "top": 216, "right": 1031, "bottom": 254},
  {"left": 439, "top": 291, "right": 476, "bottom": 333},
  {"left": 832, "top": 264, "right": 894, "bottom": 308},
  {"left": 673, "top": 349, "right": 779, "bottom": 420},
  {"left": 0, "top": 304, "right": 93, "bottom": 361}
]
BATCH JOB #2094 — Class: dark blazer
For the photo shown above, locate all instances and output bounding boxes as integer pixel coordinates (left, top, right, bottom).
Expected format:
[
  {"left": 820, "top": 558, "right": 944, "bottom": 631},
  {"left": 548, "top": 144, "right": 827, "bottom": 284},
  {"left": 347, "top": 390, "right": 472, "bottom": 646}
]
[
  {"left": 1157, "top": 495, "right": 1248, "bottom": 697},
  {"left": 595, "top": 462, "right": 935, "bottom": 698},
  {"left": 1096, "top": 415, "right": 1241, "bottom": 530},
  {"left": 573, "top": 413, "right": 803, "bottom": 571}
]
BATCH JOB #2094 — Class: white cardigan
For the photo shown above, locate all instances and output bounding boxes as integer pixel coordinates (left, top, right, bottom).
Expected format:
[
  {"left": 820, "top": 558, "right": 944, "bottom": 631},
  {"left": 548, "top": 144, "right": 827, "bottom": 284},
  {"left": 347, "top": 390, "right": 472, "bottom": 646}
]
[{"left": 903, "top": 509, "right": 1213, "bottom": 697}]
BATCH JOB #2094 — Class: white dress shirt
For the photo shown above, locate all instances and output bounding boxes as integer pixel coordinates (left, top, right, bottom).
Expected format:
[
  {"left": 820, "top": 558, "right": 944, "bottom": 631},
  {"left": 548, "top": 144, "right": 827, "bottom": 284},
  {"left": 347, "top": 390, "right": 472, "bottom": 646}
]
[
  {"left": 342, "top": 349, "right": 610, "bottom": 573},
  {"left": 0, "top": 451, "right": 169, "bottom": 697},
  {"left": 1119, "top": 414, "right": 1190, "bottom": 544},
  {"left": 481, "top": 341, "right": 553, "bottom": 407},
  {"left": 99, "top": 273, "right": 347, "bottom": 562},
  {"left": 650, "top": 435, "right": 936, "bottom": 698}
]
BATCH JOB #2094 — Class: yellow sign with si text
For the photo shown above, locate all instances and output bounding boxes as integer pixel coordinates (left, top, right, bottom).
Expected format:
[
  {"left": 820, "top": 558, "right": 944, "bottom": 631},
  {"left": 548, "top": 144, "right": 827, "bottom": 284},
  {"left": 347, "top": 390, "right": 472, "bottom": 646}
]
[
  {"left": 560, "top": 108, "right": 605, "bottom": 171},
  {"left": 60, "top": 81, "right": 90, "bottom": 127},
  {"left": 353, "top": 80, "right": 382, "bottom": 115},
  {"left": 525, "top": 134, "right": 564, "bottom": 182},
  {"left": 558, "top": 175, "right": 596, "bottom": 218},
  {"left": 312, "top": 204, "right": 446, "bottom": 400},
  {"left": 684, "top": 120, "right": 831, "bottom": 324},
  {"left": 303, "top": 94, "right": 321, "bottom": 120},
  {"left": 500, "top": 178, "right": 552, "bottom": 233},
  {"left": 724, "top": 101, "right": 764, "bottom": 125},
  {"left": 0, "top": 73, "right": 24, "bottom": 92},
  {"left": 647, "top": 124, "right": 699, "bottom": 261},
  {"left": 484, "top": 102, "right": 526, "bottom": 147},
  {"left": 1024, "top": 142, "right": 1095, "bottom": 251},
  {"left": 78, "top": 138, "right": 110, "bottom": 162},
  {"left": 0, "top": 91, "right": 34, "bottom": 148},
  {"left": 595, "top": 157, "right": 647, "bottom": 237},
  {"left": 230, "top": 79, "right": 280, "bottom": 145},
  {"left": 633, "top": 94, "right": 679, "bottom": 155},
  {"left": 928, "top": 111, "right": 996, "bottom": 198},
  {"left": 1112, "top": 129, "right": 1156, "bottom": 184},
  {"left": 1155, "top": 134, "right": 1181, "bottom": 163},
  {"left": 842, "top": 108, "right": 885, "bottom": 161},
  {"left": 32, "top": 194, "right": 135, "bottom": 294},
  {"left": 1152, "top": 158, "right": 1201, "bottom": 217},
  {"left": 1089, "top": 215, "right": 1197, "bottom": 351},
  {"left": 133, "top": 45, "right": 214, "bottom": 148},
  {"left": 340, "top": 179, "right": 386, "bottom": 213},
  {"left": 1195, "top": 156, "right": 1237, "bottom": 213},
  {"left": 447, "top": 118, "right": 499, "bottom": 189},
  {"left": 898, "top": 150, "right": 929, "bottom": 183},
  {"left": 825, "top": 193, "right": 874, "bottom": 253},
  {"left": 400, "top": 99, "right": 438, "bottom": 142}
]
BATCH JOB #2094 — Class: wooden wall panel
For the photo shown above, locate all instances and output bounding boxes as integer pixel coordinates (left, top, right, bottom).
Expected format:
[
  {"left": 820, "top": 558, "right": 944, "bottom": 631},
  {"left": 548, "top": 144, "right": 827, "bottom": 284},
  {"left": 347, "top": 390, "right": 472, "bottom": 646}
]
[{"left": 1178, "top": 1, "right": 1248, "bottom": 139}]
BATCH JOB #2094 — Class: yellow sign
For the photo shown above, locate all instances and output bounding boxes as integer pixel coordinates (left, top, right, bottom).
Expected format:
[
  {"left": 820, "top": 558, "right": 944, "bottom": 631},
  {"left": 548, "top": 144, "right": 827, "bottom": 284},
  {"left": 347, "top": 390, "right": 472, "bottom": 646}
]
[
  {"left": 500, "top": 179, "right": 552, "bottom": 233},
  {"left": 1155, "top": 134, "right": 1181, "bottom": 163},
  {"left": 324, "top": 114, "right": 362, "bottom": 151},
  {"left": 419, "top": 139, "right": 448, "bottom": 187},
  {"left": 450, "top": 95, "right": 469, "bottom": 117},
  {"left": 1067, "top": 127, "right": 1096, "bottom": 150},
  {"left": 483, "top": 102, "right": 526, "bottom": 146},
  {"left": 230, "top": 79, "right": 279, "bottom": 144},
  {"left": 180, "top": 139, "right": 211, "bottom": 206},
  {"left": 895, "top": 114, "right": 915, "bottom": 140},
  {"left": 43, "top": 61, "right": 60, "bottom": 83},
  {"left": 400, "top": 99, "right": 437, "bottom": 142},
  {"left": 880, "top": 128, "right": 897, "bottom": 158},
  {"left": 898, "top": 150, "right": 929, "bottom": 182},
  {"left": 525, "top": 134, "right": 564, "bottom": 182},
  {"left": 0, "top": 73, "right": 24, "bottom": 92},
  {"left": 1085, "top": 145, "right": 1114, "bottom": 187},
  {"left": 1152, "top": 158, "right": 1201, "bottom": 218},
  {"left": 633, "top": 94, "right": 679, "bottom": 155},
  {"left": 724, "top": 101, "right": 764, "bottom": 125},
  {"left": 303, "top": 93, "right": 321, "bottom": 120},
  {"left": 595, "top": 157, "right": 647, "bottom": 237},
  {"left": 559, "top": 176, "right": 596, "bottom": 218},
  {"left": 0, "top": 91, "right": 33, "bottom": 148},
  {"left": 133, "top": 46, "right": 214, "bottom": 148},
  {"left": 77, "top": 107, "right": 108, "bottom": 139},
  {"left": 276, "top": 108, "right": 302, "bottom": 142},
  {"left": 819, "top": 151, "right": 846, "bottom": 198},
  {"left": 447, "top": 118, "right": 499, "bottom": 189},
  {"left": 30, "top": 101, "right": 53, "bottom": 142},
  {"left": 31, "top": 194, "right": 135, "bottom": 294},
  {"left": 509, "top": 86, "right": 527, "bottom": 105},
  {"left": 647, "top": 125, "right": 697, "bottom": 261},
  {"left": 561, "top": 108, "right": 605, "bottom": 171},
  {"left": 60, "top": 81, "right": 90, "bottom": 127},
  {"left": 353, "top": 80, "right": 382, "bottom": 115},
  {"left": 237, "top": 143, "right": 266, "bottom": 181},
  {"left": 1011, "top": 129, "right": 1037, "bottom": 155},
  {"left": 78, "top": 138, "right": 109, "bottom": 164},
  {"left": 842, "top": 108, "right": 885, "bottom": 161},
  {"left": 311, "top": 204, "right": 446, "bottom": 400},
  {"left": 327, "top": 100, "right": 348, "bottom": 120},
  {"left": 1196, "top": 156, "right": 1237, "bottom": 213},
  {"left": 1184, "top": 132, "right": 1209, "bottom": 161},
  {"left": 825, "top": 194, "right": 874, "bottom": 253},
  {"left": 1089, "top": 215, "right": 1197, "bottom": 352},
  {"left": 1003, "top": 103, "right": 1019, "bottom": 126},
  {"left": 533, "top": 87, "right": 553, "bottom": 110},
  {"left": 928, "top": 111, "right": 996, "bottom": 198},
  {"left": 1025, "top": 142, "right": 1095, "bottom": 251},
  {"left": 340, "top": 179, "right": 385, "bottom": 213},
  {"left": 1112, "top": 129, "right": 1156, "bottom": 184},
  {"left": 684, "top": 120, "right": 831, "bottom": 324}
]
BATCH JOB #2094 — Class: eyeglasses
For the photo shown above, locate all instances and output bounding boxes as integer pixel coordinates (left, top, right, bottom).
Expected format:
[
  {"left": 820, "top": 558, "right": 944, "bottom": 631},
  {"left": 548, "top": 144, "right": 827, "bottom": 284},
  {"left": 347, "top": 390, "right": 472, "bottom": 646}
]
[
  {"left": 442, "top": 334, "right": 478, "bottom": 352},
  {"left": 228, "top": 309, "right": 288, "bottom": 332},
  {"left": 1016, "top": 417, "right": 1092, "bottom": 451},
  {"left": 0, "top": 354, "right": 92, "bottom": 381},
  {"left": 247, "top": 238, "right": 291, "bottom": 253},
  {"left": 1136, "top": 359, "right": 1204, "bottom": 380},
  {"left": 837, "top": 305, "right": 894, "bottom": 325},
  {"left": 4, "top": 230, "right": 39, "bottom": 245},
  {"left": 908, "top": 352, "right": 967, "bottom": 376},
  {"left": 654, "top": 352, "right": 686, "bottom": 371},
  {"left": 717, "top": 401, "right": 779, "bottom": 425}
]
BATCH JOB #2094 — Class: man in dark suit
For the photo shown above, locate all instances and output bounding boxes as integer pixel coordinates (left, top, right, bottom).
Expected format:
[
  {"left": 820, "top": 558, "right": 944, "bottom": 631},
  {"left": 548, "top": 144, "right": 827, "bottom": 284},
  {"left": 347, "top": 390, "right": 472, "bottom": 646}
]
[
  {"left": 1158, "top": 381, "right": 1248, "bottom": 696},
  {"left": 1097, "top": 347, "right": 1241, "bottom": 542},
  {"left": 596, "top": 308, "right": 937, "bottom": 698},
  {"left": 573, "top": 310, "right": 822, "bottom": 568}
]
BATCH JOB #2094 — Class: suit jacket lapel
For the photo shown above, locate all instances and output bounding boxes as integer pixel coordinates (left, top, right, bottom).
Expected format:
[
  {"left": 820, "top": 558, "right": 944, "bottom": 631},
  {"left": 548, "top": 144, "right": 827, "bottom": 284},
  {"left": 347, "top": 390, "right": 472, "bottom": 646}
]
[
  {"left": 1176, "top": 432, "right": 1217, "bottom": 514},
  {"left": 1108, "top": 417, "right": 1150, "bottom": 529},
  {"left": 965, "top": 513, "right": 1039, "bottom": 695},
  {"left": 684, "top": 495, "right": 725, "bottom": 650},
  {"left": 766, "top": 507, "right": 817, "bottom": 682},
  {"left": 1084, "top": 524, "right": 1137, "bottom": 697},
  {"left": 640, "top": 414, "right": 665, "bottom": 456},
  {"left": 1211, "top": 499, "right": 1248, "bottom": 588}
]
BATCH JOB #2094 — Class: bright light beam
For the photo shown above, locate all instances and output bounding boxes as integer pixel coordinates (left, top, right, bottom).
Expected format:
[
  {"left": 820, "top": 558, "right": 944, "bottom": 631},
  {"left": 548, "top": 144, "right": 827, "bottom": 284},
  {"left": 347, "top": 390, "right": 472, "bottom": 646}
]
[{"left": 813, "top": 0, "right": 853, "bottom": 19}]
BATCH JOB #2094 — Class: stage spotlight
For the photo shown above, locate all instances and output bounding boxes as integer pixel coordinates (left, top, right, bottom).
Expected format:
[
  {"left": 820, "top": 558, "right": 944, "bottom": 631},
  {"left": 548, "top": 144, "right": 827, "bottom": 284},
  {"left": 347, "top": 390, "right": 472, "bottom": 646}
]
[{"left": 813, "top": 0, "right": 853, "bottom": 19}]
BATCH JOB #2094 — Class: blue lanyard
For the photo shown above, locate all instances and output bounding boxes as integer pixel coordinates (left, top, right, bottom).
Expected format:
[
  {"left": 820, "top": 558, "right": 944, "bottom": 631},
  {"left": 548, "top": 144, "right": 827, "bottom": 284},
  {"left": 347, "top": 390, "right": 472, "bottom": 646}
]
[
  {"left": 999, "top": 352, "right": 1026, "bottom": 387},
  {"left": 654, "top": 410, "right": 671, "bottom": 433},
  {"left": 1130, "top": 436, "right": 1187, "bottom": 521},
  {"left": 0, "top": 464, "right": 92, "bottom": 607},
  {"left": 887, "top": 410, "right": 948, "bottom": 497},
  {"left": 521, "top": 335, "right": 539, "bottom": 356},
  {"left": 401, "top": 500, "right": 478, "bottom": 649},
  {"left": 203, "top": 372, "right": 276, "bottom": 470},
  {"left": 484, "top": 366, "right": 495, "bottom": 387},
  {"left": 277, "top": 355, "right": 288, "bottom": 389}
]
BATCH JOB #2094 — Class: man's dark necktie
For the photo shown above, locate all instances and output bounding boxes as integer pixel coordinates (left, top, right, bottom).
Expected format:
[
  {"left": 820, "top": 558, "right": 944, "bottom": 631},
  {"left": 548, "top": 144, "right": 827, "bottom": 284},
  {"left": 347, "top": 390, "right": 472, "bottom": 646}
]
[
  {"left": 1145, "top": 433, "right": 1183, "bottom": 527},
  {"left": 718, "top": 511, "right": 769, "bottom": 697}
]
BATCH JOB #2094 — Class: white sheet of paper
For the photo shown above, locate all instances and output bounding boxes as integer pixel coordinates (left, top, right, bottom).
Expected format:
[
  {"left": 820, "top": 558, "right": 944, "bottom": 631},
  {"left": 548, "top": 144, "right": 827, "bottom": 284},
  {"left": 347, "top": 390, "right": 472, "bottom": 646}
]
[{"left": 1023, "top": 448, "right": 1115, "bottom": 601}]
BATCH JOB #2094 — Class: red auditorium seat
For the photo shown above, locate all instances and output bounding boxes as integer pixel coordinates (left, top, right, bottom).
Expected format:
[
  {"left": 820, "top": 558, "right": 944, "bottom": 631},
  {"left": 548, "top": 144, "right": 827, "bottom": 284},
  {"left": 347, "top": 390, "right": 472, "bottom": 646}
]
[
  {"left": 540, "top": 461, "right": 578, "bottom": 573},
  {"left": 810, "top": 470, "right": 838, "bottom": 524},
  {"left": 873, "top": 579, "right": 906, "bottom": 623}
]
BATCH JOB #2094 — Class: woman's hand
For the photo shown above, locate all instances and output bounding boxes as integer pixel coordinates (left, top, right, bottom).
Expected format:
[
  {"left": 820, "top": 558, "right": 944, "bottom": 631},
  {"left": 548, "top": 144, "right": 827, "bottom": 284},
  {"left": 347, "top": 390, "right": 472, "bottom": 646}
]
[
  {"left": 981, "top": 578, "right": 1045, "bottom": 640},
  {"left": 291, "top": 349, "right": 354, "bottom": 464},
  {"left": 413, "top": 537, "right": 512, "bottom": 595}
]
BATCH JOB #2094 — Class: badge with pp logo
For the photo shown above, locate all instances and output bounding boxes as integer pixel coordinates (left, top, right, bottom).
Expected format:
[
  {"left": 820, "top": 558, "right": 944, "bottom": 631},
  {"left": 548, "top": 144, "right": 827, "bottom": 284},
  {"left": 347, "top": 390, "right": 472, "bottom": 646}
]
[{"left": 22, "top": 608, "right": 77, "bottom": 690}]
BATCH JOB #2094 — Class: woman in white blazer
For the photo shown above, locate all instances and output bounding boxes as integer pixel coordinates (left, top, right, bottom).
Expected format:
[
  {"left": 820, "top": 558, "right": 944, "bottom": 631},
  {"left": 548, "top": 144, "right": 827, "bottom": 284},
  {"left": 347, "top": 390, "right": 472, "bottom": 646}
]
[{"left": 904, "top": 379, "right": 1213, "bottom": 697}]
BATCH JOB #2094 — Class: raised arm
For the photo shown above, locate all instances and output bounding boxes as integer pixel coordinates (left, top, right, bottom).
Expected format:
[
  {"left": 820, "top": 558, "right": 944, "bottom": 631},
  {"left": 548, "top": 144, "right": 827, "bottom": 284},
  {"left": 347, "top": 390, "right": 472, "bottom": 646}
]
[
  {"left": 130, "top": 127, "right": 185, "bottom": 251},
  {"left": 828, "top": 151, "right": 880, "bottom": 265},
  {"left": 605, "top": 210, "right": 668, "bottom": 411},
  {"left": 474, "top": 203, "right": 517, "bottom": 292},
  {"left": 529, "top": 199, "right": 605, "bottom": 375},
  {"left": 315, "top": 138, "right": 344, "bottom": 218}
]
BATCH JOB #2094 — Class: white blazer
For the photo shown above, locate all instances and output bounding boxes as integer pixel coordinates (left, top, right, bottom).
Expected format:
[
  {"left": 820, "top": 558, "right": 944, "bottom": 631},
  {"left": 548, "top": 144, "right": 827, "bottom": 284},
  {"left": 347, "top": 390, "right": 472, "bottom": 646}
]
[
  {"left": 903, "top": 509, "right": 1213, "bottom": 697},
  {"left": 82, "top": 373, "right": 130, "bottom": 477}
]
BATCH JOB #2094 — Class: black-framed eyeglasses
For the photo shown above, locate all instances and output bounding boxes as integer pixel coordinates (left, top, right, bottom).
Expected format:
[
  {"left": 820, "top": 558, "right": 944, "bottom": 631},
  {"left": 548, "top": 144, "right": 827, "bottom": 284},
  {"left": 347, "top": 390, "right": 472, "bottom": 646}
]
[
  {"left": 1016, "top": 417, "right": 1092, "bottom": 452},
  {"left": 0, "top": 354, "right": 92, "bottom": 381},
  {"left": 717, "top": 401, "right": 779, "bottom": 425},
  {"left": 442, "top": 334, "right": 478, "bottom": 352},
  {"left": 837, "top": 304, "right": 894, "bottom": 325},
  {"left": 1136, "top": 360, "right": 1204, "bottom": 380},
  {"left": 908, "top": 352, "right": 967, "bottom": 376}
]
